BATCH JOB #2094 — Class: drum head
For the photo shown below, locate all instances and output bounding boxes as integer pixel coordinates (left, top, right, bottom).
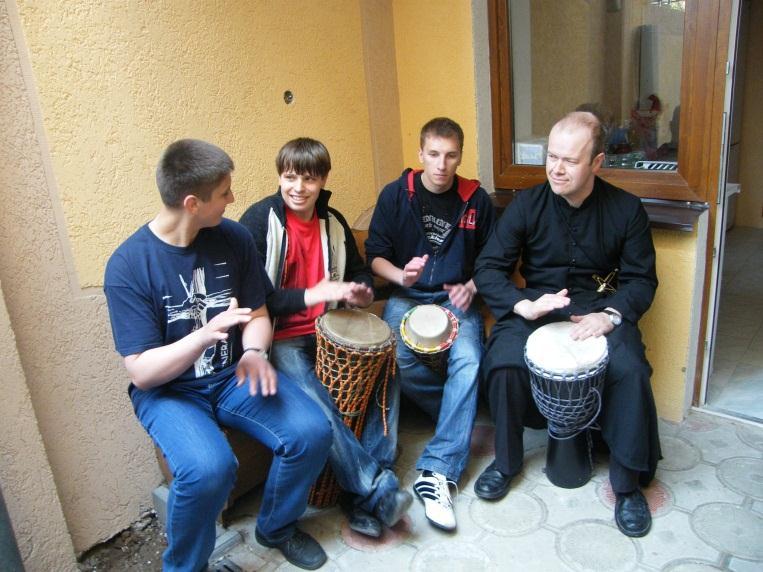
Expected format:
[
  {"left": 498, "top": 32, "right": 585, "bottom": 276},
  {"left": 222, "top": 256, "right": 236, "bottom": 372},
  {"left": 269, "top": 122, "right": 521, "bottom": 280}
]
[
  {"left": 525, "top": 321, "right": 607, "bottom": 375},
  {"left": 319, "top": 309, "right": 391, "bottom": 348},
  {"left": 400, "top": 304, "right": 459, "bottom": 354}
]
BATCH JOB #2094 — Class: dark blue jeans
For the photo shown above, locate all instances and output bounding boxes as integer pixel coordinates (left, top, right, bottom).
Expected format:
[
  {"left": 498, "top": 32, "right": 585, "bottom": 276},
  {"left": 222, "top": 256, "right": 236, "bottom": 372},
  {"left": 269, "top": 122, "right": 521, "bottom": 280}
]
[
  {"left": 131, "top": 371, "right": 331, "bottom": 572},
  {"left": 270, "top": 335, "right": 400, "bottom": 513}
]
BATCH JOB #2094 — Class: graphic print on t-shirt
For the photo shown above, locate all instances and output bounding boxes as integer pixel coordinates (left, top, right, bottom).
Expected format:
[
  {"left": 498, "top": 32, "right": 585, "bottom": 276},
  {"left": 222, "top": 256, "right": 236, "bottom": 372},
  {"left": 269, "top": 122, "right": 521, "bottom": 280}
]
[
  {"left": 422, "top": 213, "right": 453, "bottom": 251},
  {"left": 165, "top": 265, "right": 232, "bottom": 377}
]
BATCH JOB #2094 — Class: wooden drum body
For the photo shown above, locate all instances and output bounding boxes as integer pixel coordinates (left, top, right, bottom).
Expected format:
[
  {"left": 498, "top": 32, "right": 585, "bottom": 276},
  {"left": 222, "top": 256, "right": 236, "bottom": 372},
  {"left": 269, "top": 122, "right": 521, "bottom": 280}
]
[
  {"left": 309, "top": 309, "right": 395, "bottom": 507},
  {"left": 524, "top": 322, "right": 609, "bottom": 489}
]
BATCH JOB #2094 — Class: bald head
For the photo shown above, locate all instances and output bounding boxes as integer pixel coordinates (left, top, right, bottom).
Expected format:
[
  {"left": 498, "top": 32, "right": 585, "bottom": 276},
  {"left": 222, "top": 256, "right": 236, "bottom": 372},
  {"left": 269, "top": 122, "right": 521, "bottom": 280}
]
[{"left": 550, "top": 112, "right": 605, "bottom": 163}]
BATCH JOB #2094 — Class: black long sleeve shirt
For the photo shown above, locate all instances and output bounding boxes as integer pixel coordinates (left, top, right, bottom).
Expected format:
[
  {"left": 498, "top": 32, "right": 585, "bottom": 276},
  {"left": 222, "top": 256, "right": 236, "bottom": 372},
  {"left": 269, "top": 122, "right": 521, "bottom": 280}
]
[{"left": 474, "top": 177, "right": 658, "bottom": 325}]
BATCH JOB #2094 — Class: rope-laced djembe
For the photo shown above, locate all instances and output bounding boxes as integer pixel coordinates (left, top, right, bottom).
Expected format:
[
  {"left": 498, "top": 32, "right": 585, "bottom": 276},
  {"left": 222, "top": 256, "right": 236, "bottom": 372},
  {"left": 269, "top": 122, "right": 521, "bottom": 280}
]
[
  {"left": 524, "top": 321, "right": 609, "bottom": 488},
  {"left": 309, "top": 309, "right": 396, "bottom": 507},
  {"left": 399, "top": 304, "right": 459, "bottom": 376}
]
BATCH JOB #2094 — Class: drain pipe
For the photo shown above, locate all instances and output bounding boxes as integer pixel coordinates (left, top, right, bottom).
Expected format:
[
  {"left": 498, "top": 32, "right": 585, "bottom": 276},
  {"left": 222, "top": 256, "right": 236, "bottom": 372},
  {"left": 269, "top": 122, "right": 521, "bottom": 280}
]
[{"left": 0, "top": 486, "right": 24, "bottom": 571}]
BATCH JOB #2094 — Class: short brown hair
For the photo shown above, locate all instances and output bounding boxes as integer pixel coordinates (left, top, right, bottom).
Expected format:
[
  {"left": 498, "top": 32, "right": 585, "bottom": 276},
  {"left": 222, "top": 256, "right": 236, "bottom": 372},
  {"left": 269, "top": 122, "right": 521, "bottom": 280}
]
[
  {"left": 276, "top": 138, "right": 331, "bottom": 178},
  {"left": 155, "top": 139, "right": 234, "bottom": 207},
  {"left": 419, "top": 117, "right": 464, "bottom": 152}
]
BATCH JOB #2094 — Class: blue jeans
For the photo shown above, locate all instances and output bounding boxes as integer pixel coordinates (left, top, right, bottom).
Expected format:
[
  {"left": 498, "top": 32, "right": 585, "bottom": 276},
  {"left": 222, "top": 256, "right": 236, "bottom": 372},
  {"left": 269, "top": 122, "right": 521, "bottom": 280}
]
[
  {"left": 371, "top": 289, "right": 483, "bottom": 481},
  {"left": 130, "top": 371, "right": 331, "bottom": 572},
  {"left": 270, "top": 335, "right": 400, "bottom": 513}
]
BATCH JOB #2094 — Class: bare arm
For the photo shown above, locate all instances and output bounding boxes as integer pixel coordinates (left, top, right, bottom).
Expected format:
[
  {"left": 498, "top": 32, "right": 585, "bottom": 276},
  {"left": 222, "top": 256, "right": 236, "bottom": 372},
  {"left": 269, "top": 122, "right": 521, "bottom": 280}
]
[{"left": 124, "top": 297, "right": 253, "bottom": 390}]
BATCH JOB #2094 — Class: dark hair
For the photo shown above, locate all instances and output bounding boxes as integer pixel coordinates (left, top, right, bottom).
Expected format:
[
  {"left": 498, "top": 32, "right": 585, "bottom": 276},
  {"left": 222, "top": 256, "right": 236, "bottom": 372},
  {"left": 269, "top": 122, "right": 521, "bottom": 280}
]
[
  {"left": 155, "top": 139, "right": 234, "bottom": 207},
  {"left": 419, "top": 117, "right": 464, "bottom": 152},
  {"left": 555, "top": 111, "right": 605, "bottom": 163},
  {"left": 276, "top": 138, "right": 331, "bottom": 178}
]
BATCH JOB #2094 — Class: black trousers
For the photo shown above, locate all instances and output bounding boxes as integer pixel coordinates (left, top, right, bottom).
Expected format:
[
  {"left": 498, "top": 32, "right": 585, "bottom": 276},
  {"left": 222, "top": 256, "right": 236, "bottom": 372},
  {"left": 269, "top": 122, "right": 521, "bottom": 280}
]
[{"left": 483, "top": 366, "right": 639, "bottom": 492}]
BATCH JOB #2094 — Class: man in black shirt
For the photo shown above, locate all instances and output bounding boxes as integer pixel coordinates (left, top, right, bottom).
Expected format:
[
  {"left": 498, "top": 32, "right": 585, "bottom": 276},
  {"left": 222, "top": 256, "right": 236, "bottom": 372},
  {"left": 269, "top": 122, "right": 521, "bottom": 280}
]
[{"left": 473, "top": 111, "right": 660, "bottom": 538}]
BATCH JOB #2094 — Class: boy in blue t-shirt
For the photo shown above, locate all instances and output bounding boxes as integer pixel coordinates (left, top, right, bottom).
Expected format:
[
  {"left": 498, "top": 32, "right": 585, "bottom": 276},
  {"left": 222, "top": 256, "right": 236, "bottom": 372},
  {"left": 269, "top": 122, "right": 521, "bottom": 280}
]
[{"left": 104, "top": 139, "right": 331, "bottom": 571}]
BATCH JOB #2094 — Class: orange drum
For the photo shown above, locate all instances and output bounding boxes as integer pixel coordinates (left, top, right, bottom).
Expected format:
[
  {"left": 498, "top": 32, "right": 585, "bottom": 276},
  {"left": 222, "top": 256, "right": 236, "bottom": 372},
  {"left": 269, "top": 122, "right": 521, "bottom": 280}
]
[{"left": 309, "top": 309, "right": 396, "bottom": 507}]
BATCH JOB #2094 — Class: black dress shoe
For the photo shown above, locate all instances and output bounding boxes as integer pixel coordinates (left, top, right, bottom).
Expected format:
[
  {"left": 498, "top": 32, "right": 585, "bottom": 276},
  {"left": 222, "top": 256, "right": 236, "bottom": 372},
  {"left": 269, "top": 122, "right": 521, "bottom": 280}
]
[
  {"left": 347, "top": 506, "right": 382, "bottom": 538},
  {"left": 615, "top": 489, "right": 652, "bottom": 537},
  {"left": 474, "top": 461, "right": 513, "bottom": 500},
  {"left": 374, "top": 489, "right": 413, "bottom": 528},
  {"left": 255, "top": 527, "right": 327, "bottom": 570}
]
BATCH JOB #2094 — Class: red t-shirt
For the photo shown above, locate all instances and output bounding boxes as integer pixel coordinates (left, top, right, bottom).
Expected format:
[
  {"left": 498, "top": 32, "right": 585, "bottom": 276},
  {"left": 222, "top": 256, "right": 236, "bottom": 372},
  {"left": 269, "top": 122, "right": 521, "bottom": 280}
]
[{"left": 274, "top": 209, "right": 325, "bottom": 340}]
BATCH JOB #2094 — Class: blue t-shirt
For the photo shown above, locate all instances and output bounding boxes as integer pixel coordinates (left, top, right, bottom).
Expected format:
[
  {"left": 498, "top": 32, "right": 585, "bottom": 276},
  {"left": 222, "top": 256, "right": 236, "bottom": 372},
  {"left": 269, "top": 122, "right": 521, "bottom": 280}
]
[{"left": 104, "top": 218, "right": 273, "bottom": 385}]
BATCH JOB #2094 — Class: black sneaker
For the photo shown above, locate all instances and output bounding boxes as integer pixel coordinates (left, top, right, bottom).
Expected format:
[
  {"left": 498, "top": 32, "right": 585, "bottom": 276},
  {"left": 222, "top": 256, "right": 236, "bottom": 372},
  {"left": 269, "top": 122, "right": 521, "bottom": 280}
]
[
  {"left": 208, "top": 558, "right": 243, "bottom": 572},
  {"left": 347, "top": 506, "right": 383, "bottom": 538},
  {"left": 255, "top": 527, "right": 327, "bottom": 570},
  {"left": 373, "top": 489, "right": 413, "bottom": 528}
]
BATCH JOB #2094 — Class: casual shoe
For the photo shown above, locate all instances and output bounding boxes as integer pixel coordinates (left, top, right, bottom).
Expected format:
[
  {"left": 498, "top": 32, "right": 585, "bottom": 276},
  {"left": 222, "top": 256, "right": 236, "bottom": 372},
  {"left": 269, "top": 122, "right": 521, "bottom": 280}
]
[
  {"left": 347, "top": 506, "right": 382, "bottom": 538},
  {"left": 255, "top": 527, "right": 327, "bottom": 570},
  {"left": 208, "top": 557, "right": 243, "bottom": 572},
  {"left": 413, "top": 471, "right": 457, "bottom": 531},
  {"left": 614, "top": 489, "right": 652, "bottom": 537},
  {"left": 374, "top": 489, "right": 413, "bottom": 528},
  {"left": 474, "top": 461, "right": 513, "bottom": 501}
]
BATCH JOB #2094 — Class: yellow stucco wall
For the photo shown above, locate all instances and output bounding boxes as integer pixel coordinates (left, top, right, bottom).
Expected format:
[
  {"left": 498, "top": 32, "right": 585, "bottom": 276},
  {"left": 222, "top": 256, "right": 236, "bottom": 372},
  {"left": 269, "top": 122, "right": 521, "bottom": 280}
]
[
  {"left": 0, "top": 279, "right": 77, "bottom": 571},
  {"left": 641, "top": 230, "right": 699, "bottom": 422},
  {"left": 393, "top": 0, "right": 478, "bottom": 179},
  {"left": 7, "top": 0, "right": 385, "bottom": 555},
  {"left": 17, "top": 0, "right": 379, "bottom": 289}
]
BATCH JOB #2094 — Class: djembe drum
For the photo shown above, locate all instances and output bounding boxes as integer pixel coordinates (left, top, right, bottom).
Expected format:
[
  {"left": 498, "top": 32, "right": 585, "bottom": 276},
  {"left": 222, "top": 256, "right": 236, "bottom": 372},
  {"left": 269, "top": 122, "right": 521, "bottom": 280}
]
[
  {"left": 524, "top": 321, "right": 609, "bottom": 488},
  {"left": 309, "top": 309, "right": 396, "bottom": 507},
  {"left": 399, "top": 304, "right": 459, "bottom": 374}
]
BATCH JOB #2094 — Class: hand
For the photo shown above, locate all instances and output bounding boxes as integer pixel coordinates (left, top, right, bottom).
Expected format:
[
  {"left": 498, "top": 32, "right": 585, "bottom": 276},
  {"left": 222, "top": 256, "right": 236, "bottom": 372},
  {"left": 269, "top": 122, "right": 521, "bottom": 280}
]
[
  {"left": 197, "top": 297, "right": 253, "bottom": 348},
  {"left": 569, "top": 312, "right": 614, "bottom": 340},
  {"left": 444, "top": 282, "right": 476, "bottom": 312},
  {"left": 343, "top": 282, "right": 374, "bottom": 308},
  {"left": 401, "top": 254, "right": 429, "bottom": 287},
  {"left": 513, "top": 289, "right": 570, "bottom": 321},
  {"left": 304, "top": 278, "right": 356, "bottom": 307},
  {"left": 236, "top": 350, "right": 278, "bottom": 396},
  {"left": 305, "top": 279, "right": 374, "bottom": 307}
]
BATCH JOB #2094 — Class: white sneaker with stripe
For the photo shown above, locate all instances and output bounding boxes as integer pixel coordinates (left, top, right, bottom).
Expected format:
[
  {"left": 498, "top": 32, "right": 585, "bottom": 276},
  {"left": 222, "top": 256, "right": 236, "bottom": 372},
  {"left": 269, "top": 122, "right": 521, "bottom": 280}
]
[{"left": 413, "top": 471, "right": 456, "bottom": 530}]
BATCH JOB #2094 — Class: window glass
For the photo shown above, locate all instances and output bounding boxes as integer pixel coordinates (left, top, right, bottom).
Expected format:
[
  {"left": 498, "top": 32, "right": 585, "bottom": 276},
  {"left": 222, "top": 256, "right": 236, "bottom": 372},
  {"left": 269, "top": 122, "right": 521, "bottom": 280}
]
[{"left": 510, "top": 0, "right": 685, "bottom": 170}]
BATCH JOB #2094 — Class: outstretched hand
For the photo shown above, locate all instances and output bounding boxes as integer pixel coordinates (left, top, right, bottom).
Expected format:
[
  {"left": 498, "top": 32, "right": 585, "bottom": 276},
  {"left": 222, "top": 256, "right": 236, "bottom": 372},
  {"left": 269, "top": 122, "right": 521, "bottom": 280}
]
[
  {"left": 569, "top": 312, "right": 613, "bottom": 340},
  {"left": 513, "top": 289, "right": 571, "bottom": 321},
  {"left": 305, "top": 278, "right": 374, "bottom": 308},
  {"left": 198, "top": 297, "right": 253, "bottom": 348}
]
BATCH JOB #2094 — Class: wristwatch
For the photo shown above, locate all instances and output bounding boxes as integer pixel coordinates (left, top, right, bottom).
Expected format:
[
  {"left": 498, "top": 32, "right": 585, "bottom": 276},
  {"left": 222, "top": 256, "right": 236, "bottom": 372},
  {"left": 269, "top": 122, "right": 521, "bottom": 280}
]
[{"left": 602, "top": 309, "right": 622, "bottom": 327}]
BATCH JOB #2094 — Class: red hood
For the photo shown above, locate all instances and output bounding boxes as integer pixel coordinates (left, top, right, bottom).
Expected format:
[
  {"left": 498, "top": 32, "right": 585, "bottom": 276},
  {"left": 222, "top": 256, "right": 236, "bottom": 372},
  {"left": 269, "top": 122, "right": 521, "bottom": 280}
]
[{"left": 406, "top": 169, "right": 481, "bottom": 202}]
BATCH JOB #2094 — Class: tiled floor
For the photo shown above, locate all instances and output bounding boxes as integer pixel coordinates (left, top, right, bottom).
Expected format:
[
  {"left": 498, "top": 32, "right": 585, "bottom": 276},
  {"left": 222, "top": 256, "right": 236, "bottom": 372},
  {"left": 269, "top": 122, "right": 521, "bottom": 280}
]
[
  {"left": 707, "top": 226, "right": 763, "bottom": 422},
  {"left": 215, "top": 404, "right": 763, "bottom": 571}
]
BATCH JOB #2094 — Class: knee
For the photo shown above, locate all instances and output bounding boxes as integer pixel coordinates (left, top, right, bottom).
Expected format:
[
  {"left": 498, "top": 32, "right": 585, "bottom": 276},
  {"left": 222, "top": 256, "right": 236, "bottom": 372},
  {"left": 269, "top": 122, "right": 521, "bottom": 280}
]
[
  {"left": 173, "top": 449, "right": 237, "bottom": 498},
  {"left": 281, "top": 407, "right": 332, "bottom": 461}
]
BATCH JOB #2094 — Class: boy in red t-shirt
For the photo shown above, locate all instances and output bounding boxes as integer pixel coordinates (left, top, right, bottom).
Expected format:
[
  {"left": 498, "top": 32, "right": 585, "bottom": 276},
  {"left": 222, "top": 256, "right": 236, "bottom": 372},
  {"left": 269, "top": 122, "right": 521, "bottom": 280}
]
[{"left": 239, "top": 138, "right": 411, "bottom": 538}]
